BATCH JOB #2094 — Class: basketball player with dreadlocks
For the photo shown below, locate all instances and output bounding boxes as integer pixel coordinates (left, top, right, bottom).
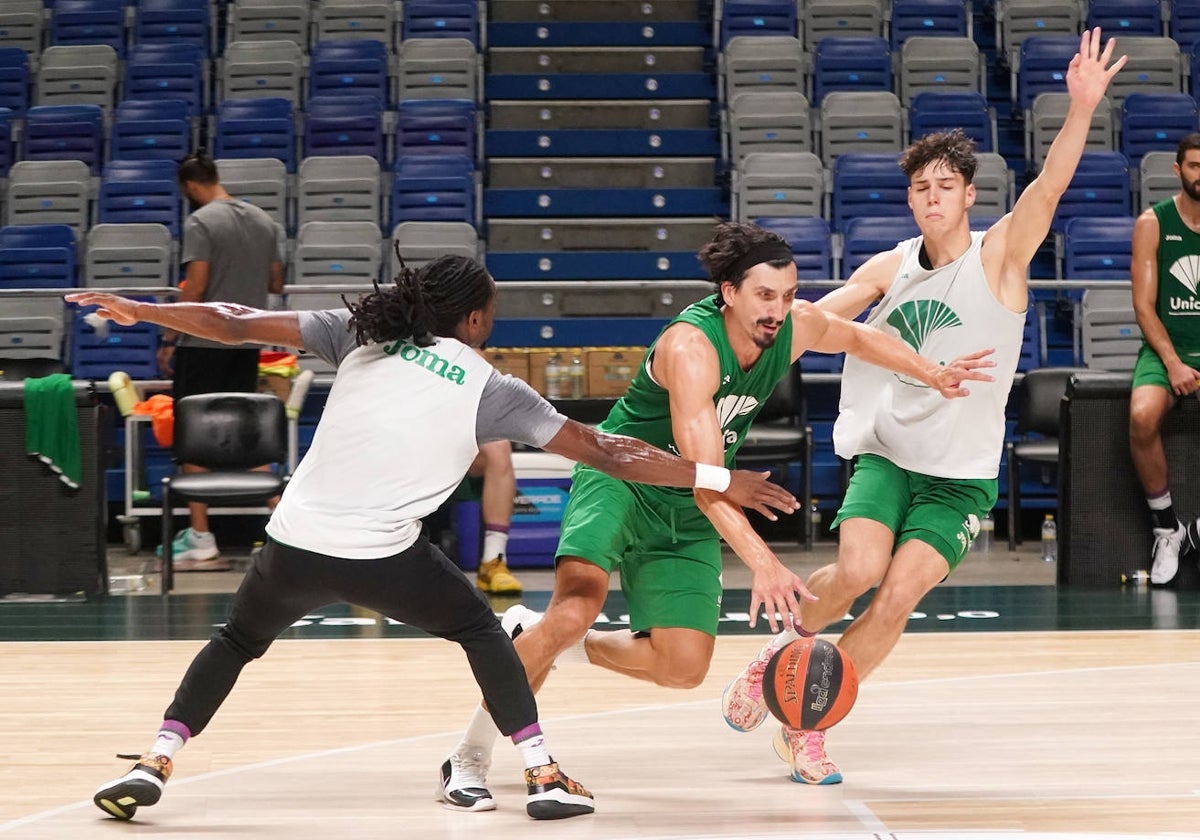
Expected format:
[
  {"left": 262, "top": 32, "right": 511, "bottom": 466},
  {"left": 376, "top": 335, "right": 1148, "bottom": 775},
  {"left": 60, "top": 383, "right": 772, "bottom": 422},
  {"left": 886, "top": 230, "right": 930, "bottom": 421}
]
[{"left": 65, "top": 255, "right": 800, "bottom": 822}]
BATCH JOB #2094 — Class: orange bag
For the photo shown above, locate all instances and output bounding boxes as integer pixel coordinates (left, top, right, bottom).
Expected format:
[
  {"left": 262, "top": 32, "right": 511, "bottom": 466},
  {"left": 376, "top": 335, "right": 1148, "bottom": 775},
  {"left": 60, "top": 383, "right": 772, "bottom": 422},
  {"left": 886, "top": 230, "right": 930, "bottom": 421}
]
[{"left": 131, "top": 394, "right": 175, "bottom": 448}]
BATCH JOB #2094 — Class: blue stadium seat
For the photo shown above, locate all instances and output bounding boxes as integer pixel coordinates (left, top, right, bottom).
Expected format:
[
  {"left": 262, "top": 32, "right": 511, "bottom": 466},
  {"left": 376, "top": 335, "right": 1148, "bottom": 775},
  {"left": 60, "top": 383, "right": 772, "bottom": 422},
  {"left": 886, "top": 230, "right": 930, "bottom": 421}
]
[
  {"left": 0, "top": 224, "right": 77, "bottom": 288},
  {"left": 110, "top": 98, "right": 192, "bottom": 162},
  {"left": 0, "top": 107, "right": 12, "bottom": 176},
  {"left": 1086, "top": 0, "right": 1162, "bottom": 36},
  {"left": 812, "top": 37, "right": 893, "bottom": 104},
  {"left": 831, "top": 153, "right": 910, "bottom": 232},
  {"left": 1052, "top": 152, "right": 1131, "bottom": 232},
  {"left": 1061, "top": 216, "right": 1136, "bottom": 281},
  {"left": 1120, "top": 93, "right": 1200, "bottom": 165},
  {"left": 133, "top": 0, "right": 210, "bottom": 55},
  {"left": 390, "top": 154, "right": 475, "bottom": 227},
  {"left": 719, "top": 0, "right": 797, "bottom": 46},
  {"left": 22, "top": 104, "right": 104, "bottom": 173},
  {"left": 50, "top": 0, "right": 126, "bottom": 57},
  {"left": 909, "top": 91, "right": 995, "bottom": 151},
  {"left": 401, "top": 0, "right": 480, "bottom": 46},
  {"left": 97, "top": 159, "right": 182, "bottom": 235},
  {"left": 308, "top": 39, "right": 390, "bottom": 103},
  {"left": 890, "top": 0, "right": 969, "bottom": 48},
  {"left": 1016, "top": 36, "right": 1079, "bottom": 110},
  {"left": 304, "top": 94, "right": 385, "bottom": 162},
  {"left": 69, "top": 300, "right": 159, "bottom": 379},
  {"left": 214, "top": 97, "right": 297, "bottom": 173},
  {"left": 0, "top": 47, "right": 29, "bottom": 115},
  {"left": 123, "top": 42, "right": 206, "bottom": 117},
  {"left": 754, "top": 216, "right": 834, "bottom": 280},
  {"left": 394, "top": 98, "right": 476, "bottom": 161},
  {"left": 840, "top": 216, "right": 921, "bottom": 278},
  {"left": 1169, "top": 0, "right": 1200, "bottom": 51},
  {"left": 1018, "top": 292, "right": 1042, "bottom": 371}
]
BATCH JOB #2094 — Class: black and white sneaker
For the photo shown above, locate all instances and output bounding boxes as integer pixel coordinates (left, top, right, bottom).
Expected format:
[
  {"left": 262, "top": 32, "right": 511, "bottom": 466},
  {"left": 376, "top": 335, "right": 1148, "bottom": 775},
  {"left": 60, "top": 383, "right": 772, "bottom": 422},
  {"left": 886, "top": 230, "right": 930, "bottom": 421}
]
[
  {"left": 438, "top": 748, "right": 495, "bottom": 812},
  {"left": 524, "top": 760, "right": 594, "bottom": 820},
  {"left": 94, "top": 753, "right": 172, "bottom": 820}
]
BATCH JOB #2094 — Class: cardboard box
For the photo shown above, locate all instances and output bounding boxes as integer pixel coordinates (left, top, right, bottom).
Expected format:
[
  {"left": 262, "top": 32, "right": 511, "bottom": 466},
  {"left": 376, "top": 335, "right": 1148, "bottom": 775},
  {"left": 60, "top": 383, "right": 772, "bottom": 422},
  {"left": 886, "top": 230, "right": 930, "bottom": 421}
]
[
  {"left": 587, "top": 347, "right": 645, "bottom": 398},
  {"left": 483, "top": 347, "right": 530, "bottom": 385},
  {"left": 257, "top": 374, "right": 291, "bottom": 401}
]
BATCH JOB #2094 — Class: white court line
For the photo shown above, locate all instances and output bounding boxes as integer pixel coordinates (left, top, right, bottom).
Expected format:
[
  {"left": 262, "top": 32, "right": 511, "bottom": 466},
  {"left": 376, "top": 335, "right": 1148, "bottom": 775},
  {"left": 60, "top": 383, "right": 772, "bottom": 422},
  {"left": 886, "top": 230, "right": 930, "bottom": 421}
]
[
  {"left": 6, "top": 644, "right": 1200, "bottom": 833},
  {"left": 844, "top": 798, "right": 890, "bottom": 832}
]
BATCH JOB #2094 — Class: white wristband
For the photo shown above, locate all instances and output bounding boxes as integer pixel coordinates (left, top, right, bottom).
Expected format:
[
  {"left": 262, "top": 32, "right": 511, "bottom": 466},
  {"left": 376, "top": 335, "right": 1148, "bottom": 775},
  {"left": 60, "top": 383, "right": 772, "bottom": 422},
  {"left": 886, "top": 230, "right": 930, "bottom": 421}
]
[{"left": 694, "top": 463, "right": 731, "bottom": 492}]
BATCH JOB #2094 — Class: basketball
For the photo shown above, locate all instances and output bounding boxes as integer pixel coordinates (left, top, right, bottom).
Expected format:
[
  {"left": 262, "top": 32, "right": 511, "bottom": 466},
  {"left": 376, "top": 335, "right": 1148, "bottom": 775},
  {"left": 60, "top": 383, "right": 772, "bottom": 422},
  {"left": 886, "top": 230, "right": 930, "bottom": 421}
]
[{"left": 763, "top": 638, "right": 859, "bottom": 731}]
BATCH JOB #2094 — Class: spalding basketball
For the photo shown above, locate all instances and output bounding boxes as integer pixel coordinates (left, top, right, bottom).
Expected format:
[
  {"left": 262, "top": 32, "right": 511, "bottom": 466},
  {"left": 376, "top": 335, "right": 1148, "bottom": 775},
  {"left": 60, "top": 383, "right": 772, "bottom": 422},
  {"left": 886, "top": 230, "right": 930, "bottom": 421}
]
[{"left": 763, "top": 638, "right": 858, "bottom": 731}]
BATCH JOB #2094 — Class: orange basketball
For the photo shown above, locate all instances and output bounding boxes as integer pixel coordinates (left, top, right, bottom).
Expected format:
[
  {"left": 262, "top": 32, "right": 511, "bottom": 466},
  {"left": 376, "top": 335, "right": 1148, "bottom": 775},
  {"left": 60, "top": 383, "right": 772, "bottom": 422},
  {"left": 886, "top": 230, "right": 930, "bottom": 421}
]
[{"left": 763, "top": 638, "right": 859, "bottom": 731}]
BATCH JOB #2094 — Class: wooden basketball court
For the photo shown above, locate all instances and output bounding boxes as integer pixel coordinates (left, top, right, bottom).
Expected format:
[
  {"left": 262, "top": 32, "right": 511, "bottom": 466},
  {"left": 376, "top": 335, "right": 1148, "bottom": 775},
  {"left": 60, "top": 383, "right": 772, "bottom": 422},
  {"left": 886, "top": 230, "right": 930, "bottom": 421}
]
[{"left": 4, "top": 625, "right": 1200, "bottom": 839}]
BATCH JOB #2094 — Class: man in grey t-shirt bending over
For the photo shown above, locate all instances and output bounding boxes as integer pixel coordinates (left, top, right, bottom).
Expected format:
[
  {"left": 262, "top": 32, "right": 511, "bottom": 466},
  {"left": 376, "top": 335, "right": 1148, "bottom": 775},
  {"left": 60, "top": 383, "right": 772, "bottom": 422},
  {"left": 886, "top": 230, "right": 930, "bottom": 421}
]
[{"left": 67, "top": 255, "right": 798, "bottom": 822}]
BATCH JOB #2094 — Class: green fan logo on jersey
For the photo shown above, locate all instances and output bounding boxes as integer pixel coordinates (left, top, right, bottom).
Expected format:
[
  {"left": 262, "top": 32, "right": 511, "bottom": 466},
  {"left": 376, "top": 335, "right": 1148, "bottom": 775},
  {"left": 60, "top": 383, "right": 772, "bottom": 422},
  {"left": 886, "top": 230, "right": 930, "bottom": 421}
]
[{"left": 887, "top": 300, "right": 963, "bottom": 352}]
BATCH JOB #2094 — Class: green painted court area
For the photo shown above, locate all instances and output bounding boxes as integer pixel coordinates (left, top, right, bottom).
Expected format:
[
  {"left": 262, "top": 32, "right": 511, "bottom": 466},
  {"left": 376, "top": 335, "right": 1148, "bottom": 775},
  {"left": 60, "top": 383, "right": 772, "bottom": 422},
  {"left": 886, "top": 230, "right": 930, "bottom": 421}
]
[{"left": 1, "top": 585, "right": 1196, "bottom": 642}]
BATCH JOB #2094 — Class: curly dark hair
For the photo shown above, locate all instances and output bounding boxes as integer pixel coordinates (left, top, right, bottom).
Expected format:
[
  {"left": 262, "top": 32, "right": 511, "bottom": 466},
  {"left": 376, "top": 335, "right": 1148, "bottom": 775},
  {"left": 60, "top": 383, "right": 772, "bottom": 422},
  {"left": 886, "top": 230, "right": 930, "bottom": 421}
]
[
  {"left": 899, "top": 129, "right": 978, "bottom": 184},
  {"left": 698, "top": 221, "right": 793, "bottom": 305},
  {"left": 345, "top": 252, "right": 494, "bottom": 347}
]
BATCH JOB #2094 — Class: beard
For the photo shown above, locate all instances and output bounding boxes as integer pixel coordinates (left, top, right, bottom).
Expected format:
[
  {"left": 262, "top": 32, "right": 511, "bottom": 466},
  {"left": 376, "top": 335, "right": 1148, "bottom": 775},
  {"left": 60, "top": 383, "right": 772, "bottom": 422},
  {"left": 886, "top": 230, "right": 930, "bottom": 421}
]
[
  {"left": 753, "top": 321, "right": 781, "bottom": 349},
  {"left": 1182, "top": 177, "right": 1200, "bottom": 203}
]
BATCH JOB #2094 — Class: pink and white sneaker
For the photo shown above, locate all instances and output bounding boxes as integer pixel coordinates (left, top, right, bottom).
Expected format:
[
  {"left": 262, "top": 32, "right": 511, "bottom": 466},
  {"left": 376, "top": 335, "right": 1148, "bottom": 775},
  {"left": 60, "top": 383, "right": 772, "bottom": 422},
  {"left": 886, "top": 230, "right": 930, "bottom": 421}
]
[
  {"left": 720, "top": 636, "right": 786, "bottom": 732},
  {"left": 773, "top": 726, "right": 842, "bottom": 785}
]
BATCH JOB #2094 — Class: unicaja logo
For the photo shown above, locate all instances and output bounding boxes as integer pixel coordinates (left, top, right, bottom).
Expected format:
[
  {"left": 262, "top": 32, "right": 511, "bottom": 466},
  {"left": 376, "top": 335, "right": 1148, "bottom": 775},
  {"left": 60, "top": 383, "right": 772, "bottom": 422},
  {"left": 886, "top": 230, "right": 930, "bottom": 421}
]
[
  {"left": 715, "top": 394, "right": 759, "bottom": 445},
  {"left": 1169, "top": 255, "right": 1200, "bottom": 296}
]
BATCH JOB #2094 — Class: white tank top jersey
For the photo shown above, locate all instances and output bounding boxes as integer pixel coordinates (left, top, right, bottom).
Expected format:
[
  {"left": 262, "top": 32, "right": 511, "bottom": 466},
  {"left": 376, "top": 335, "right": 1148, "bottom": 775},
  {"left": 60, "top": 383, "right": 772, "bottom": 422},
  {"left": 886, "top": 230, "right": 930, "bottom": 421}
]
[
  {"left": 267, "top": 310, "right": 566, "bottom": 559},
  {"left": 833, "top": 231, "right": 1025, "bottom": 480}
]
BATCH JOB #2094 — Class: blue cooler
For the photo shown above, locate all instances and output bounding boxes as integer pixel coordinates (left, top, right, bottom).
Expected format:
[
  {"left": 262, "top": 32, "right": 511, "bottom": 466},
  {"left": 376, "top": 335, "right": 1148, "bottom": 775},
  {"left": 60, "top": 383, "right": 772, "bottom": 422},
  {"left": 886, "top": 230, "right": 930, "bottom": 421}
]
[{"left": 453, "top": 452, "right": 576, "bottom": 569}]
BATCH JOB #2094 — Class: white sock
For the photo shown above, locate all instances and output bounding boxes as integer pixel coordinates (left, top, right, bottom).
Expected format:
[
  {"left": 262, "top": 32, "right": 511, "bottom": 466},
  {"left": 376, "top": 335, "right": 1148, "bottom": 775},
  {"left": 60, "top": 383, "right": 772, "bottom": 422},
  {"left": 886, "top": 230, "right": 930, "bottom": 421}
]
[
  {"left": 152, "top": 729, "right": 185, "bottom": 760},
  {"left": 456, "top": 704, "right": 500, "bottom": 759},
  {"left": 557, "top": 629, "right": 594, "bottom": 665},
  {"left": 513, "top": 729, "right": 551, "bottom": 768},
  {"left": 482, "top": 529, "right": 509, "bottom": 562},
  {"left": 774, "top": 626, "right": 803, "bottom": 647}
]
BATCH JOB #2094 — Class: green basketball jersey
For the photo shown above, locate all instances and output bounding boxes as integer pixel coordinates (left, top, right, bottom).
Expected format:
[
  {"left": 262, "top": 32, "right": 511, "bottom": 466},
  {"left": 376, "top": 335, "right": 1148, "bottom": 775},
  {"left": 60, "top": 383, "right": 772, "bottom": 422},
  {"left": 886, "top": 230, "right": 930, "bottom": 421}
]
[
  {"left": 598, "top": 295, "right": 795, "bottom": 501},
  {"left": 1151, "top": 197, "right": 1200, "bottom": 358}
]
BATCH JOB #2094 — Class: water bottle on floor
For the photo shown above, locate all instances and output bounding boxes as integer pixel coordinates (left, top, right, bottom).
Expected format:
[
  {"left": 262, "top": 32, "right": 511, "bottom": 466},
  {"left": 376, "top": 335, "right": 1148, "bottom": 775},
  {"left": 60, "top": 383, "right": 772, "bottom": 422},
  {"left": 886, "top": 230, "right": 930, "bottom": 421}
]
[{"left": 1040, "top": 514, "right": 1057, "bottom": 562}]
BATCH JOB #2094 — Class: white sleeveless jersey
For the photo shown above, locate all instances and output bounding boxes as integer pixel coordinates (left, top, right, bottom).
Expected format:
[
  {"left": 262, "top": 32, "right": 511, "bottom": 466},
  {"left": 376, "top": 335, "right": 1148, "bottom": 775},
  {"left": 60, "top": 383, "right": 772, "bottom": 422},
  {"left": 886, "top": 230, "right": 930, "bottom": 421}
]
[
  {"left": 833, "top": 231, "right": 1024, "bottom": 479},
  {"left": 267, "top": 336, "right": 494, "bottom": 558}
]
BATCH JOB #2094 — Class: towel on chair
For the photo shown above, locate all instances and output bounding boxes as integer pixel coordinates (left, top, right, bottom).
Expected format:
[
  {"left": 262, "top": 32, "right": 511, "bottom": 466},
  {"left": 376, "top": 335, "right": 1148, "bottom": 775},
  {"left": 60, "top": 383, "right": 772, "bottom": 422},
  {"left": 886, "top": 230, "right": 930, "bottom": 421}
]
[{"left": 24, "top": 372, "right": 81, "bottom": 490}]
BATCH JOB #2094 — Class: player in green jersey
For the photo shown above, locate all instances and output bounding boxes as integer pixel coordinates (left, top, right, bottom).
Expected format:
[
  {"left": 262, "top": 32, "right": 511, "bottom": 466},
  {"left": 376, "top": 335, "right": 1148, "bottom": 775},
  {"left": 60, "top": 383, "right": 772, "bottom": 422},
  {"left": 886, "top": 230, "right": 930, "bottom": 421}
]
[
  {"left": 439, "top": 221, "right": 996, "bottom": 811},
  {"left": 1131, "top": 133, "right": 1200, "bottom": 584}
]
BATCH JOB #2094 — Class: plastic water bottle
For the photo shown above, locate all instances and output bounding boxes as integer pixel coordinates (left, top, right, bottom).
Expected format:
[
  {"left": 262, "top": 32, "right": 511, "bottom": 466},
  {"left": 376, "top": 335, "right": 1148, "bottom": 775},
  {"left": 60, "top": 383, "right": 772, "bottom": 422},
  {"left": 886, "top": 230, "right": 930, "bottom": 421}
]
[
  {"left": 1121, "top": 569, "right": 1150, "bottom": 585},
  {"left": 978, "top": 512, "right": 995, "bottom": 553},
  {"left": 544, "top": 353, "right": 564, "bottom": 399},
  {"left": 1040, "top": 514, "right": 1058, "bottom": 562},
  {"left": 809, "top": 498, "right": 821, "bottom": 539},
  {"left": 568, "top": 352, "right": 586, "bottom": 398}
]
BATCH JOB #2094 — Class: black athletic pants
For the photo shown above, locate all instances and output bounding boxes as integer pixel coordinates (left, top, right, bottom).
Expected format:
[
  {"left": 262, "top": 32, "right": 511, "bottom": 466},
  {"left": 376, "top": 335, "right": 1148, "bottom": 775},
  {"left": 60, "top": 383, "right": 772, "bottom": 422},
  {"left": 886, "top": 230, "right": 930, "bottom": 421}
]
[{"left": 164, "top": 535, "right": 537, "bottom": 736}]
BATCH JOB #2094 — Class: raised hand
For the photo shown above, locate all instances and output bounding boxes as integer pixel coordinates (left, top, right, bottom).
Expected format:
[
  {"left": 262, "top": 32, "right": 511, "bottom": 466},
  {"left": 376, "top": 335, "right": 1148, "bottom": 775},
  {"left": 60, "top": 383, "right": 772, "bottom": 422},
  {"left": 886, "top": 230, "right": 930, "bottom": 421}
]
[
  {"left": 725, "top": 469, "right": 801, "bottom": 520},
  {"left": 930, "top": 347, "right": 997, "bottom": 398},
  {"left": 1067, "top": 28, "right": 1128, "bottom": 111}
]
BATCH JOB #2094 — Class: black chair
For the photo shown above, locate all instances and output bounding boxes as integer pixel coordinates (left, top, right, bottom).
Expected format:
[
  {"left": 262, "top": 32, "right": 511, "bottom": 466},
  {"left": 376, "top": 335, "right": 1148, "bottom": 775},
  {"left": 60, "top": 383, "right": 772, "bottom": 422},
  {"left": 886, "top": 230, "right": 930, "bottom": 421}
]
[
  {"left": 1006, "top": 367, "right": 1088, "bottom": 549},
  {"left": 735, "top": 364, "right": 814, "bottom": 549},
  {"left": 161, "top": 392, "right": 289, "bottom": 593}
]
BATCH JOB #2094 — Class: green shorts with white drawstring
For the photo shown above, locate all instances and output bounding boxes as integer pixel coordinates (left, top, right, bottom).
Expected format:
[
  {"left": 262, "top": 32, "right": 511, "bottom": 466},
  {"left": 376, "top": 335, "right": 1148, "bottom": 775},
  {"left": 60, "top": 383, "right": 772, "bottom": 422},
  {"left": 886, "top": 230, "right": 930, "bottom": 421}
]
[{"left": 556, "top": 465, "right": 724, "bottom": 635}]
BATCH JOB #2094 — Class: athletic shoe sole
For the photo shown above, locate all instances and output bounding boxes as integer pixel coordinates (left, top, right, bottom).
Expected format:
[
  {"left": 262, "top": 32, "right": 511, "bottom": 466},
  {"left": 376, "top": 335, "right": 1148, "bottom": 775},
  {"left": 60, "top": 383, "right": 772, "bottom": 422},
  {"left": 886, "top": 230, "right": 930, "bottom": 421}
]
[
  {"left": 526, "top": 787, "right": 595, "bottom": 820},
  {"left": 772, "top": 728, "right": 843, "bottom": 786},
  {"left": 93, "top": 774, "right": 164, "bottom": 820}
]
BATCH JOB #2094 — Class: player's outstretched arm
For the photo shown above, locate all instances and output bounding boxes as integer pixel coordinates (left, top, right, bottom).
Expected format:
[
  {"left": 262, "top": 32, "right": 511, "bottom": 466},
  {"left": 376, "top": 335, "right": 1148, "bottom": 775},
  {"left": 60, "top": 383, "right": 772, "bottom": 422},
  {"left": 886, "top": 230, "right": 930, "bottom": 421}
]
[
  {"left": 64, "top": 291, "right": 305, "bottom": 349},
  {"left": 541, "top": 419, "right": 800, "bottom": 517},
  {"left": 803, "top": 303, "right": 996, "bottom": 397}
]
